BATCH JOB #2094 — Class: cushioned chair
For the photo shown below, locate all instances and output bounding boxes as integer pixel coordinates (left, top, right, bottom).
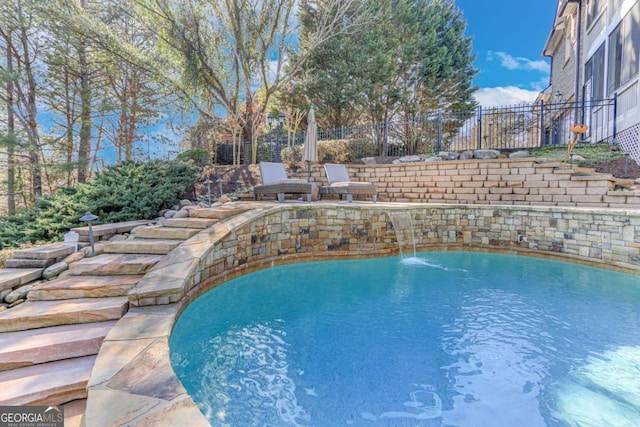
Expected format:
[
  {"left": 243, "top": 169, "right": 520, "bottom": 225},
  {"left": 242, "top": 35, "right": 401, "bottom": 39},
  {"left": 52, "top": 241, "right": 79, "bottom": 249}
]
[
  {"left": 320, "top": 163, "right": 377, "bottom": 203},
  {"left": 253, "top": 162, "right": 313, "bottom": 202}
]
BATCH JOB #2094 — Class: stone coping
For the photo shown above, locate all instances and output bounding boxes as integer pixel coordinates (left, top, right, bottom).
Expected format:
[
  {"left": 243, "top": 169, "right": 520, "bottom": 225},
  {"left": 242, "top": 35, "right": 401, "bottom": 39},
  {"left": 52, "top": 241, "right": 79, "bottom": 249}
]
[{"left": 86, "top": 201, "right": 640, "bottom": 425}]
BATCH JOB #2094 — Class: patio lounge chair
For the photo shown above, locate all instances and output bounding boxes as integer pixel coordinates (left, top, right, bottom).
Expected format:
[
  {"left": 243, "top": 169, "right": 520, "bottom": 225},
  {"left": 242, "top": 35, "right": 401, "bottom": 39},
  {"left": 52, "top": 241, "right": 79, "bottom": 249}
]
[
  {"left": 320, "top": 163, "right": 377, "bottom": 203},
  {"left": 254, "top": 162, "right": 313, "bottom": 202}
]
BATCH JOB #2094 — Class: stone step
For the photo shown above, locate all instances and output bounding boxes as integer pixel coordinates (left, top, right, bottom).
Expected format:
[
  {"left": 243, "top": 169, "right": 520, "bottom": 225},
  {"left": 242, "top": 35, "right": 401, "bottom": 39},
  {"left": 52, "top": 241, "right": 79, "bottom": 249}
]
[
  {"left": 71, "top": 220, "right": 152, "bottom": 239},
  {"left": 63, "top": 399, "right": 86, "bottom": 427},
  {"left": 134, "top": 226, "right": 200, "bottom": 240},
  {"left": 4, "top": 258, "right": 54, "bottom": 269},
  {"left": 0, "top": 321, "right": 116, "bottom": 371},
  {"left": 12, "top": 243, "right": 75, "bottom": 261},
  {"left": 0, "top": 297, "right": 128, "bottom": 333},
  {"left": 162, "top": 217, "right": 217, "bottom": 229},
  {"left": 0, "top": 268, "right": 43, "bottom": 292},
  {"left": 69, "top": 254, "right": 163, "bottom": 276},
  {"left": 0, "top": 355, "right": 96, "bottom": 405},
  {"left": 28, "top": 275, "right": 143, "bottom": 301},
  {"left": 193, "top": 205, "right": 252, "bottom": 219},
  {"left": 102, "top": 239, "right": 180, "bottom": 255}
]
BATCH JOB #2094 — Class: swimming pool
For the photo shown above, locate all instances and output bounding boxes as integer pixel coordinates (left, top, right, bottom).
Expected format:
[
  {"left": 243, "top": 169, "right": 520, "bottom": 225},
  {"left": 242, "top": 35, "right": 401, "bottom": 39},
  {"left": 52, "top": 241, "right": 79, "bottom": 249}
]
[{"left": 170, "top": 252, "right": 640, "bottom": 426}]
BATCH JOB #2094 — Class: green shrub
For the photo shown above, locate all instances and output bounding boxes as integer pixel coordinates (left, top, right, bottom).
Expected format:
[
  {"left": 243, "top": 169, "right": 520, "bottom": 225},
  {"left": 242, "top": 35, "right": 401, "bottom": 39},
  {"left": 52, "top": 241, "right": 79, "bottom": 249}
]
[
  {"left": 176, "top": 149, "right": 211, "bottom": 167},
  {"left": 0, "top": 160, "right": 197, "bottom": 249}
]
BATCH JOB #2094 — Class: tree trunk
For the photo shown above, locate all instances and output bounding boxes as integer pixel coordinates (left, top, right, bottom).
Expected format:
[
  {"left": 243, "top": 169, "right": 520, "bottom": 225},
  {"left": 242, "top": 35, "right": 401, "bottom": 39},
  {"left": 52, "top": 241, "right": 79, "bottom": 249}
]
[
  {"left": 77, "top": 0, "right": 91, "bottom": 182},
  {"left": 18, "top": 16, "right": 42, "bottom": 197},
  {"left": 64, "top": 70, "right": 75, "bottom": 187},
  {"left": 6, "top": 30, "right": 16, "bottom": 215}
]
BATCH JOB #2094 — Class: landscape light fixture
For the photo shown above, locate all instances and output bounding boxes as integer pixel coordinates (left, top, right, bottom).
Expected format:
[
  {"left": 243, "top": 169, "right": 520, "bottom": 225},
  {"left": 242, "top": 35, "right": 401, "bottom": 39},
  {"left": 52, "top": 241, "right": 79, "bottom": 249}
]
[
  {"left": 203, "top": 177, "right": 213, "bottom": 207},
  {"left": 79, "top": 211, "right": 99, "bottom": 256},
  {"left": 216, "top": 177, "right": 224, "bottom": 197}
]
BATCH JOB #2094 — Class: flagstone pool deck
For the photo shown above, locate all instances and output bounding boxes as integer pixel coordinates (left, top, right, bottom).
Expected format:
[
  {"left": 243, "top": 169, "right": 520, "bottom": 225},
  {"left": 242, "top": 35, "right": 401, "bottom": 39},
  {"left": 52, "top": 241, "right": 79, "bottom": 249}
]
[{"left": 1, "top": 198, "right": 639, "bottom": 426}]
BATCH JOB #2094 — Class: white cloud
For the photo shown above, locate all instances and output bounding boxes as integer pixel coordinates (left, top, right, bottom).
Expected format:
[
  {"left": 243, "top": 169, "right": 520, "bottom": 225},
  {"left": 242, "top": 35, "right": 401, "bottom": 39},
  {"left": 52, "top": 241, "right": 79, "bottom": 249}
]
[
  {"left": 488, "top": 51, "right": 550, "bottom": 74},
  {"left": 474, "top": 86, "right": 541, "bottom": 107}
]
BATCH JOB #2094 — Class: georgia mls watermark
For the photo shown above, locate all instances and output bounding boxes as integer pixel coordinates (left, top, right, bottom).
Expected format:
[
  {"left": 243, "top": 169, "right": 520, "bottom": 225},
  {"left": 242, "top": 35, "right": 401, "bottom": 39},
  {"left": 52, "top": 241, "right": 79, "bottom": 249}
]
[{"left": 0, "top": 406, "right": 64, "bottom": 427}]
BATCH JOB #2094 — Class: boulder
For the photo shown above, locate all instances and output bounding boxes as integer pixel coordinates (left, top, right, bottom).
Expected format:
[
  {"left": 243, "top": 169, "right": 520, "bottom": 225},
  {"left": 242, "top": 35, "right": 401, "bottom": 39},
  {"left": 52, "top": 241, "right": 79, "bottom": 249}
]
[
  {"left": 570, "top": 154, "right": 586, "bottom": 162},
  {"left": 439, "top": 151, "right": 459, "bottom": 160},
  {"left": 460, "top": 150, "right": 474, "bottom": 160},
  {"left": 219, "top": 194, "right": 232, "bottom": 204},
  {"left": 393, "top": 155, "right": 421, "bottom": 164},
  {"left": 164, "top": 210, "right": 178, "bottom": 219},
  {"left": 509, "top": 150, "right": 530, "bottom": 159},
  {"left": 57, "top": 270, "right": 73, "bottom": 280},
  {"left": 423, "top": 156, "right": 443, "bottom": 163},
  {"left": 361, "top": 157, "right": 377, "bottom": 165},
  {"left": 179, "top": 199, "right": 194, "bottom": 208},
  {"left": 63, "top": 251, "right": 85, "bottom": 264},
  {"left": 5, "top": 284, "right": 35, "bottom": 304},
  {"left": 474, "top": 149, "right": 500, "bottom": 159},
  {"left": 172, "top": 209, "right": 190, "bottom": 219},
  {"left": 43, "top": 261, "right": 69, "bottom": 280},
  {"left": 81, "top": 243, "right": 105, "bottom": 257},
  {"left": 108, "top": 234, "right": 127, "bottom": 242},
  {"left": 8, "top": 298, "right": 25, "bottom": 308},
  {"left": 0, "top": 289, "right": 12, "bottom": 302}
]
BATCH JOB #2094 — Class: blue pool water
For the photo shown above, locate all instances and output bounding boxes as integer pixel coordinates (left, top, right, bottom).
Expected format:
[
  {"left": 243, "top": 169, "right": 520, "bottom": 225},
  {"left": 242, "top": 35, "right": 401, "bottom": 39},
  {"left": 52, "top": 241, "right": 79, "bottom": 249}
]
[{"left": 170, "top": 252, "right": 640, "bottom": 426}]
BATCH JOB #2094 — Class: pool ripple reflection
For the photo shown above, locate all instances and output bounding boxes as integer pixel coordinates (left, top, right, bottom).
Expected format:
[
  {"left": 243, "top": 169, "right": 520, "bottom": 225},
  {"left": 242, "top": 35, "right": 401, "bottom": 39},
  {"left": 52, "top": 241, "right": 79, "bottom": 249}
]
[
  {"left": 441, "top": 288, "right": 559, "bottom": 426},
  {"left": 197, "top": 321, "right": 309, "bottom": 426}
]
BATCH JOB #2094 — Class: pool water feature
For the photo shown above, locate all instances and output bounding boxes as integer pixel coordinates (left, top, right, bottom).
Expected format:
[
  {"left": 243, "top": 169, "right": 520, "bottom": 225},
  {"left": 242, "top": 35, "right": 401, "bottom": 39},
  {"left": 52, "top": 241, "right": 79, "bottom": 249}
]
[
  {"left": 170, "top": 252, "right": 640, "bottom": 426},
  {"left": 387, "top": 211, "right": 417, "bottom": 258}
]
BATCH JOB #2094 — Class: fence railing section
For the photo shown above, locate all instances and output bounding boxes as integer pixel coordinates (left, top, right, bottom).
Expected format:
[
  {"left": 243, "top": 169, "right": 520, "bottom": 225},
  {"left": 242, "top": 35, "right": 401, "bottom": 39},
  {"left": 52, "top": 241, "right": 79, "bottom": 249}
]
[{"left": 245, "top": 98, "right": 618, "bottom": 164}]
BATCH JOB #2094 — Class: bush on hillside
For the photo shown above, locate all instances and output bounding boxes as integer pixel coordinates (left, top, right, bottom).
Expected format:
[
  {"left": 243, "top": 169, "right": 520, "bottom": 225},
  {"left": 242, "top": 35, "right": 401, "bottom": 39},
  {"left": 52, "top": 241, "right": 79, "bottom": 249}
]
[
  {"left": 176, "top": 149, "right": 211, "bottom": 167},
  {"left": 0, "top": 160, "right": 197, "bottom": 249}
]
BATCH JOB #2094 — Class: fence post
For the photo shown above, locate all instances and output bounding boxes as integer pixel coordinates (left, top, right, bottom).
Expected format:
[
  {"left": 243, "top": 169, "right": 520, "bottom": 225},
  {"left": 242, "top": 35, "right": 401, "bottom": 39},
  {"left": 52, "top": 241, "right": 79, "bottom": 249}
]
[
  {"left": 437, "top": 109, "right": 443, "bottom": 152},
  {"left": 384, "top": 119, "right": 389, "bottom": 156},
  {"left": 477, "top": 105, "right": 482, "bottom": 150},
  {"left": 612, "top": 93, "right": 617, "bottom": 140},
  {"left": 539, "top": 100, "right": 545, "bottom": 148}
]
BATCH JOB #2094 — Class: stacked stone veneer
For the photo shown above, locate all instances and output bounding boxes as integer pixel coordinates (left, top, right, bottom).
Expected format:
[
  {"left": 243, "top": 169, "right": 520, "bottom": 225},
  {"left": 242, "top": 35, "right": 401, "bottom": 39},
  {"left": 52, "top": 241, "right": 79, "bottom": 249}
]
[
  {"left": 301, "top": 158, "right": 640, "bottom": 208},
  {"left": 102, "top": 202, "right": 639, "bottom": 426},
  {"left": 129, "top": 203, "right": 640, "bottom": 308}
]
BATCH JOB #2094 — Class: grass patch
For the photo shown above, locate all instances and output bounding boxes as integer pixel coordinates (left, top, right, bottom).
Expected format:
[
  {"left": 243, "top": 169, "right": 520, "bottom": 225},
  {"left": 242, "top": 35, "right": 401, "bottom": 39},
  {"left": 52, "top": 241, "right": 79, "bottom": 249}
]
[{"left": 530, "top": 143, "right": 626, "bottom": 165}]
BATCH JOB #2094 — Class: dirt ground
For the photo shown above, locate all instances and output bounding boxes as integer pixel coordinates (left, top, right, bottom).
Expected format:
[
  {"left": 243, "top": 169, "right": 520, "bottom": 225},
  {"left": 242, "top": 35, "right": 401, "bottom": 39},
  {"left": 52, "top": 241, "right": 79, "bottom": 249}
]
[{"left": 585, "top": 157, "right": 640, "bottom": 179}]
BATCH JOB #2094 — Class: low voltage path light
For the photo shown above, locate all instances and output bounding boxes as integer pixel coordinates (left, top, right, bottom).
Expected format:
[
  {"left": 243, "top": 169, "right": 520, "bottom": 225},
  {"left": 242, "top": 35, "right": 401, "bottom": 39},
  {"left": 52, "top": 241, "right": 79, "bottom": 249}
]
[
  {"left": 216, "top": 177, "right": 224, "bottom": 197},
  {"left": 79, "top": 211, "right": 99, "bottom": 257},
  {"left": 203, "top": 177, "right": 213, "bottom": 207}
]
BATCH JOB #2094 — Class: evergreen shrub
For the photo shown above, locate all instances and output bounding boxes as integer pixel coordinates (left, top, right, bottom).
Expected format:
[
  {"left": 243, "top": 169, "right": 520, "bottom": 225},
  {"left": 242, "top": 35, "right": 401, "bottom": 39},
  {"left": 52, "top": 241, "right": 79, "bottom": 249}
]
[{"left": 0, "top": 160, "right": 197, "bottom": 249}]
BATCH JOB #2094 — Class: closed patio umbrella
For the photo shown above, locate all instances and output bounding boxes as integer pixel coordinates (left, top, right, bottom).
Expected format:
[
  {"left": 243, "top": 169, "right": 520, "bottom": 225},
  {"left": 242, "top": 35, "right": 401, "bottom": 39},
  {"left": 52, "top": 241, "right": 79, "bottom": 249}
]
[{"left": 302, "top": 106, "right": 318, "bottom": 182}]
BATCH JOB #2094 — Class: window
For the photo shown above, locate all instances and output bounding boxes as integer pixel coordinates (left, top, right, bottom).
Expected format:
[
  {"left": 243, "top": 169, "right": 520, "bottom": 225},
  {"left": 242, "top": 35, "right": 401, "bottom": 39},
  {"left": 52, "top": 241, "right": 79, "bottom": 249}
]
[
  {"left": 564, "top": 14, "right": 576, "bottom": 61},
  {"left": 586, "top": 0, "right": 602, "bottom": 28},
  {"left": 608, "top": 0, "right": 622, "bottom": 22},
  {"left": 607, "top": 7, "right": 640, "bottom": 94},
  {"left": 585, "top": 44, "right": 606, "bottom": 100}
]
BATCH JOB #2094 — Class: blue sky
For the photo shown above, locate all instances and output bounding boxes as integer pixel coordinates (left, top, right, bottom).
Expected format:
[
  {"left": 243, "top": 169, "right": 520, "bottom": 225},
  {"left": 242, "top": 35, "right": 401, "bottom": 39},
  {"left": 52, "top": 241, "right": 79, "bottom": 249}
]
[{"left": 455, "top": 0, "right": 558, "bottom": 107}]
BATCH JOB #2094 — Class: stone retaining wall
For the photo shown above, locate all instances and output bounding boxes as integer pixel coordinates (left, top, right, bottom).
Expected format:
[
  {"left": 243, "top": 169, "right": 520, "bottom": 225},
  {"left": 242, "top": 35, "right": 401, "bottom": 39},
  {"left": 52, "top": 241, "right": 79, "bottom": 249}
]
[
  {"left": 159, "top": 203, "right": 640, "bottom": 306},
  {"left": 299, "top": 158, "right": 640, "bottom": 208}
]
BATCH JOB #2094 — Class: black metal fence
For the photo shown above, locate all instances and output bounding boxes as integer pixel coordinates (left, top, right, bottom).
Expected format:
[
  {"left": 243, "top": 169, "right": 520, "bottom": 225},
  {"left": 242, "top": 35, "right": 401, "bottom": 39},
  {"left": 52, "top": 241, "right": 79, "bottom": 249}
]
[{"left": 247, "top": 98, "right": 618, "bottom": 164}]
